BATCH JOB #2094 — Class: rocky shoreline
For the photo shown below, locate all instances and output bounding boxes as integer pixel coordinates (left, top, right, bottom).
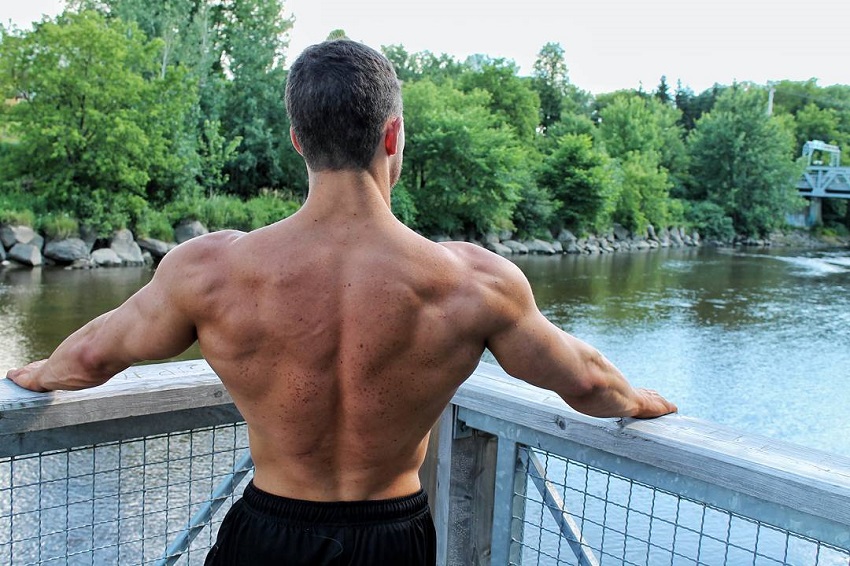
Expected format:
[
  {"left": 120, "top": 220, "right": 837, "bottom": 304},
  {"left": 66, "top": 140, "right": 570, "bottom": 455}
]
[
  {"left": 0, "top": 220, "right": 846, "bottom": 270},
  {"left": 0, "top": 221, "right": 209, "bottom": 269}
]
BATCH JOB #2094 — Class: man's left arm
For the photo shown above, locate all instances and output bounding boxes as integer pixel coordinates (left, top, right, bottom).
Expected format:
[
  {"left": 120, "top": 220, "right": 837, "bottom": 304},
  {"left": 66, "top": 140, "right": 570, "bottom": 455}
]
[{"left": 6, "top": 244, "right": 201, "bottom": 392}]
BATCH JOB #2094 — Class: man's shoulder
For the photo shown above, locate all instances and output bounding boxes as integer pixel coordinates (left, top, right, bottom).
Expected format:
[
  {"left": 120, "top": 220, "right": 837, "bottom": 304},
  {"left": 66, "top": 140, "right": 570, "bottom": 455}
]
[
  {"left": 154, "top": 230, "right": 246, "bottom": 285},
  {"left": 438, "top": 241, "right": 526, "bottom": 282},
  {"left": 165, "top": 230, "right": 246, "bottom": 262}
]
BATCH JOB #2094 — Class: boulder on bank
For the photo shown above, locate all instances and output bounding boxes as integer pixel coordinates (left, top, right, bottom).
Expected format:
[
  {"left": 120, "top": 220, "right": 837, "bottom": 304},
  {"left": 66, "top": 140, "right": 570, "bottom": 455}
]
[
  {"left": 483, "top": 232, "right": 501, "bottom": 245},
  {"left": 44, "top": 238, "right": 90, "bottom": 263},
  {"left": 175, "top": 221, "right": 209, "bottom": 244},
  {"left": 647, "top": 224, "right": 658, "bottom": 241},
  {"left": 484, "top": 241, "right": 512, "bottom": 256},
  {"left": 670, "top": 227, "right": 685, "bottom": 246},
  {"left": 110, "top": 229, "right": 144, "bottom": 265},
  {"left": 557, "top": 229, "right": 577, "bottom": 245},
  {"left": 91, "top": 248, "right": 123, "bottom": 267},
  {"left": 502, "top": 240, "right": 529, "bottom": 254},
  {"left": 8, "top": 243, "right": 42, "bottom": 267},
  {"left": 137, "top": 237, "right": 170, "bottom": 259},
  {"left": 0, "top": 225, "right": 43, "bottom": 252},
  {"left": 523, "top": 239, "right": 558, "bottom": 255},
  {"left": 612, "top": 223, "right": 630, "bottom": 241}
]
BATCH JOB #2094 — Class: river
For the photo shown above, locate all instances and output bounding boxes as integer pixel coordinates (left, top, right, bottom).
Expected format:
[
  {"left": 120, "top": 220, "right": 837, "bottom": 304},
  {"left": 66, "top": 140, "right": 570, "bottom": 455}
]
[{"left": 2, "top": 245, "right": 849, "bottom": 457}]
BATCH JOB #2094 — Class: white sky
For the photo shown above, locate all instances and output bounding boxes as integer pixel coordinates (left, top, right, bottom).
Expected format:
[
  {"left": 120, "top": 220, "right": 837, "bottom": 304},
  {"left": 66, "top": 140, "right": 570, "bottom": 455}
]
[{"left": 4, "top": 0, "right": 849, "bottom": 95}]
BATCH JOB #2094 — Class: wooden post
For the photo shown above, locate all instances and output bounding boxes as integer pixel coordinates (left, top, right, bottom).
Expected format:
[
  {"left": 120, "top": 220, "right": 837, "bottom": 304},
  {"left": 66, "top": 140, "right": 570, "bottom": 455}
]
[
  {"left": 419, "top": 405, "right": 454, "bottom": 564},
  {"left": 445, "top": 421, "right": 498, "bottom": 566}
]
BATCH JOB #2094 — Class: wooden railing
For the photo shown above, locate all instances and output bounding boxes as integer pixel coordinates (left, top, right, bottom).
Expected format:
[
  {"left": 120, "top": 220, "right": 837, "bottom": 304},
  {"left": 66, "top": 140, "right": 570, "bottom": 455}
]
[{"left": 2, "top": 360, "right": 849, "bottom": 565}]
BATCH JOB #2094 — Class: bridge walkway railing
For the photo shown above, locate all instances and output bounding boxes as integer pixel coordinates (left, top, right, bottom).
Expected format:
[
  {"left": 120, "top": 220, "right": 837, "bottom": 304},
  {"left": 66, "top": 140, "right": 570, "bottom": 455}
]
[{"left": 2, "top": 360, "right": 849, "bottom": 565}]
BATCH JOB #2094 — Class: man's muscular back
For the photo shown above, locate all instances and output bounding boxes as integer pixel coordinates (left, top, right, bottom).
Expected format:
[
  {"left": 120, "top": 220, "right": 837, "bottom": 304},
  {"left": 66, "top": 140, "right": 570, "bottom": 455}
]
[
  {"left": 6, "top": 39, "right": 675, "bottom": 516},
  {"left": 184, "top": 207, "right": 503, "bottom": 502}
]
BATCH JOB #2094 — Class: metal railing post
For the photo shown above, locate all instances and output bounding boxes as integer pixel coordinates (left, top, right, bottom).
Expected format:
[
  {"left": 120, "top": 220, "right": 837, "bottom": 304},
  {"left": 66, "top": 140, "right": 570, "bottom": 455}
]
[{"left": 157, "top": 450, "right": 254, "bottom": 566}]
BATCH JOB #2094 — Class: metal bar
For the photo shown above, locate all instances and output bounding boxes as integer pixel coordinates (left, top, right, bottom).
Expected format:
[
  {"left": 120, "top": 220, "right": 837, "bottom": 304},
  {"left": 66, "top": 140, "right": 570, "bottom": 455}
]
[
  {"left": 509, "top": 447, "right": 529, "bottom": 565},
  {"left": 157, "top": 450, "right": 254, "bottom": 566},
  {"left": 490, "top": 438, "right": 519, "bottom": 566},
  {"left": 526, "top": 449, "right": 601, "bottom": 566}
]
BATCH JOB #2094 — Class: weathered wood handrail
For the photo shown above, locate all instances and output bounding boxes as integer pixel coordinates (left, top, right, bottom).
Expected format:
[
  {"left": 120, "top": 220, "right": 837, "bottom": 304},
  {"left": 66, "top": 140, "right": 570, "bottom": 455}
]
[
  {"left": 2, "top": 359, "right": 849, "bottom": 557},
  {"left": 0, "top": 360, "right": 241, "bottom": 457},
  {"left": 456, "top": 363, "right": 850, "bottom": 533}
]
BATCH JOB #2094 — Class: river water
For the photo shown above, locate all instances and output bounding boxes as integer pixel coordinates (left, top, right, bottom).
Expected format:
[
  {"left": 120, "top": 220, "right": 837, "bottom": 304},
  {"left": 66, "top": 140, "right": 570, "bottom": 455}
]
[{"left": 2, "top": 245, "right": 849, "bottom": 457}]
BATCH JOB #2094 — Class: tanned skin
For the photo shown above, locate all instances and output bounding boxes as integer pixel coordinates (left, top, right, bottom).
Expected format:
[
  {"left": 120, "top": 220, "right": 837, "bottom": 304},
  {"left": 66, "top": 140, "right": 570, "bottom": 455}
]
[{"left": 6, "top": 116, "right": 676, "bottom": 502}]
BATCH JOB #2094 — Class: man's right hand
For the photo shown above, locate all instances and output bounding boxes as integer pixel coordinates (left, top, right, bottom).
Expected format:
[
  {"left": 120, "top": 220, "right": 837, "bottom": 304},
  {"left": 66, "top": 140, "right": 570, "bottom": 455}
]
[
  {"left": 631, "top": 388, "right": 678, "bottom": 418},
  {"left": 6, "top": 360, "right": 52, "bottom": 392}
]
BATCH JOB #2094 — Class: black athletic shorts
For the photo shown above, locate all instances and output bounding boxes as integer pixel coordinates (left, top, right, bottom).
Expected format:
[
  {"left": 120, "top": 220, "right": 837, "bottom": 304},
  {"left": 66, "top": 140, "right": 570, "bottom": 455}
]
[{"left": 204, "top": 481, "right": 436, "bottom": 565}]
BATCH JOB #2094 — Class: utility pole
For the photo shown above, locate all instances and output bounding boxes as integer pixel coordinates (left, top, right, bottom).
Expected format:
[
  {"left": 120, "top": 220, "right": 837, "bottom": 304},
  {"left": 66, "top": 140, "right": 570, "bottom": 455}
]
[{"left": 766, "top": 81, "right": 776, "bottom": 116}]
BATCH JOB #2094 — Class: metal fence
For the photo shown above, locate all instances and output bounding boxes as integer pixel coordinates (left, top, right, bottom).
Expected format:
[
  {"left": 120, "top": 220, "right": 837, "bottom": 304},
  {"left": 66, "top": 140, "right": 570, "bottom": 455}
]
[
  {"left": 514, "top": 449, "right": 850, "bottom": 566},
  {"left": 2, "top": 360, "right": 849, "bottom": 566},
  {"left": 1, "top": 424, "right": 251, "bottom": 565}
]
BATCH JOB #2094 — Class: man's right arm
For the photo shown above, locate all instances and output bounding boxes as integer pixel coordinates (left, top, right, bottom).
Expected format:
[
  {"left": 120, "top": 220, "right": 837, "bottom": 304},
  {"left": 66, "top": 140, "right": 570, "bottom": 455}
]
[{"left": 463, "top": 247, "right": 676, "bottom": 419}]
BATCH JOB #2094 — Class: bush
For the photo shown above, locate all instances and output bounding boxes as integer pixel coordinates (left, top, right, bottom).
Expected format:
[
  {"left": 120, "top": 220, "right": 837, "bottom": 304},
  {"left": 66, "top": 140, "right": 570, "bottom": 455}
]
[
  {"left": 243, "top": 193, "right": 301, "bottom": 230},
  {"left": 512, "top": 183, "right": 558, "bottom": 239},
  {"left": 685, "top": 201, "right": 735, "bottom": 242},
  {"left": 0, "top": 207, "right": 36, "bottom": 227},
  {"left": 134, "top": 209, "right": 175, "bottom": 241},
  {"left": 38, "top": 213, "right": 79, "bottom": 240},
  {"left": 165, "top": 192, "right": 302, "bottom": 232},
  {"left": 0, "top": 188, "right": 37, "bottom": 226},
  {"left": 390, "top": 185, "right": 418, "bottom": 227}
]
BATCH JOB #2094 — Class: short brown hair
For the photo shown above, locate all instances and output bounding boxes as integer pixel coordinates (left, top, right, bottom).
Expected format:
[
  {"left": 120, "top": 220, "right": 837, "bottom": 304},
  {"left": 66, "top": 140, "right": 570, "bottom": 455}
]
[{"left": 286, "top": 40, "right": 402, "bottom": 171}]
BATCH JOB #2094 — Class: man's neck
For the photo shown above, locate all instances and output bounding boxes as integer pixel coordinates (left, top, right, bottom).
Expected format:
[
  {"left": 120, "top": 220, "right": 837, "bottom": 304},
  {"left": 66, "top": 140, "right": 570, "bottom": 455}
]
[{"left": 300, "top": 168, "right": 394, "bottom": 220}]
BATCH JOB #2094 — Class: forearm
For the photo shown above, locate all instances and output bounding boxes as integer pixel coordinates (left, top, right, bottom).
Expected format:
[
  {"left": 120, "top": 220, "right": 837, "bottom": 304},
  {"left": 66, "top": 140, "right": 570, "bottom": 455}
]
[
  {"left": 557, "top": 339, "right": 676, "bottom": 419},
  {"left": 560, "top": 346, "right": 642, "bottom": 417},
  {"left": 10, "top": 313, "right": 128, "bottom": 392}
]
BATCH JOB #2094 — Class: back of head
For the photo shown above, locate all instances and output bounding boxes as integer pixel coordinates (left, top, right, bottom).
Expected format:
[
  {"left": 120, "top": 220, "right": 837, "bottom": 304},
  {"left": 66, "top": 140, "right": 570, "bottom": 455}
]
[{"left": 286, "top": 39, "right": 402, "bottom": 171}]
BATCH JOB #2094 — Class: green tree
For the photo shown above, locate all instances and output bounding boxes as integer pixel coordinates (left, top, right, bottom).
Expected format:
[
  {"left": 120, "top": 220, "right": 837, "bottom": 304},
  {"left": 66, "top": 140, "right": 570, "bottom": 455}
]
[
  {"left": 0, "top": 10, "right": 196, "bottom": 233},
  {"left": 596, "top": 93, "right": 685, "bottom": 213},
  {"left": 198, "top": 119, "right": 242, "bottom": 197},
  {"left": 75, "top": 0, "right": 301, "bottom": 198},
  {"left": 458, "top": 57, "right": 540, "bottom": 140},
  {"left": 688, "top": 87, "right": 804, "bottom": 237},
  {"left": 382, "top": 45, "right": 466, "bottom": 84},
  {"left": 219, "top": 0, "right": 295, "bottom": 196},
  {"left": 771, "top": 79, "right": 820, "bottom": 116},
  {"left": 531, "top": 42, "right": 569, "bottom": 131},
  {"left": 675, "top": 82, "right": 723, "bottom": 131},
  {"left": 792, "top": 102, "right": 842, "bottom": 153},
  {"left": 655, "top": 75, "right": 672, "bottom": 105},
  {"left": 537, "top": 134, "right": 614, "bottom": 233},
  {"left": 597, "top": 93, "right": 686, "bottom": 172},
  {"left": 612, "top": 151, "right": 671, "bottom": 233},
  {"left": 399, "top": 80, "right": 527, "bottom": 235}
]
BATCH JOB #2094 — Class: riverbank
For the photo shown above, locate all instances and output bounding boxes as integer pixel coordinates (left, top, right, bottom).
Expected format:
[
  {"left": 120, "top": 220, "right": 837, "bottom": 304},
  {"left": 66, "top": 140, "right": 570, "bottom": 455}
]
[{"left": 1, "top": 219, "right": 847, "bottom": 270}]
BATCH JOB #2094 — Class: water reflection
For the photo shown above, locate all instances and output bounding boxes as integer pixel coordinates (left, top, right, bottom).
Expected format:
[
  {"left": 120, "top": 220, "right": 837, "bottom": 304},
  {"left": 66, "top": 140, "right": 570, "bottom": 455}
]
[
  {"left": 0, "top": 266, "right": 201, "bottom": 372},
  {"left": 512, "top": 247, "right": 850, "bottom": 457}
]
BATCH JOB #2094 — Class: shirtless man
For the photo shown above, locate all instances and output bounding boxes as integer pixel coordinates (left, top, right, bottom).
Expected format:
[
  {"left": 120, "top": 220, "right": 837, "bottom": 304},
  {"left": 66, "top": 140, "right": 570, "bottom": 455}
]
[{"left": 6, "top": 40, "right": 676, "bottom": 565}]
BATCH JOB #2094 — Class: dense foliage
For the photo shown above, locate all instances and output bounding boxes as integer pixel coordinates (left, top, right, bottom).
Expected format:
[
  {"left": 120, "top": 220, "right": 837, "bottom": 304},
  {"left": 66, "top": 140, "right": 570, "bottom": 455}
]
[{"left": 2, "top": 2, "right": 848, "bottom": 239}]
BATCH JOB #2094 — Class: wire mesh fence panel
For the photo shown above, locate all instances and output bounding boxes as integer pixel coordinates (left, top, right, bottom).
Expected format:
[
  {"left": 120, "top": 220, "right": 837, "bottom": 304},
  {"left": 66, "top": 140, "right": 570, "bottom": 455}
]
[
  {"left": 0, "top": 423, "right": 251, "bottom": 566},
  {"left": 511, "top": 449, "right": 850, "bottom": 566}
]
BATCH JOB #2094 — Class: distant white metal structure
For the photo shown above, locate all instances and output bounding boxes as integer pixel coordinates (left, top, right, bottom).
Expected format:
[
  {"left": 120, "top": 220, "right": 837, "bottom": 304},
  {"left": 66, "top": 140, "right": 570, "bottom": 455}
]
[
  {"left": 797, "top": 140, "right": 850, "bottom": 198},
  {"left": 790, "top": 140, "right": 850, "bottom": 226}
]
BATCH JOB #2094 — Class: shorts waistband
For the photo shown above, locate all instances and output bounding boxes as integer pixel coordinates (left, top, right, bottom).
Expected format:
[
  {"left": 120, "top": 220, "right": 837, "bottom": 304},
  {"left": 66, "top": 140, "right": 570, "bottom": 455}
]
[{"left": 242, "top": 481, "right": 430, "bottom": 526}]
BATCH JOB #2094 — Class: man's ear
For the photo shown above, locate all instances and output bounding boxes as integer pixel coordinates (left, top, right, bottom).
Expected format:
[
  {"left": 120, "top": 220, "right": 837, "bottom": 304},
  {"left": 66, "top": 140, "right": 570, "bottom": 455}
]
[
  {"left": 384, "top": 117, "right": 403, "bottom": 156},
  {"left": 290, "top": 127, "right": 303, "bottom": 155}
]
